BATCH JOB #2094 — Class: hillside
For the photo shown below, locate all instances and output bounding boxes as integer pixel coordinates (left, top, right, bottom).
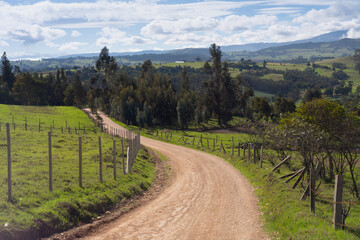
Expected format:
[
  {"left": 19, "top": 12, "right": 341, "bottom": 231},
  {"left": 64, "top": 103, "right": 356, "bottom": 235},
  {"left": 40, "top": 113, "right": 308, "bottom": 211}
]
[{"left": 10, "top": 35, "right": 360, "bottom": 72}]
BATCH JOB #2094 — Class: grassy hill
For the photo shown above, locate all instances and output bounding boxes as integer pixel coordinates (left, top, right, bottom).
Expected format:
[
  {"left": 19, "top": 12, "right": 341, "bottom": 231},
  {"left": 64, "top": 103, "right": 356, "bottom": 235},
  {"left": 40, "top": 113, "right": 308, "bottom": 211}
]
[{"left": 0, "top": 105, "right": 156, "bottom": 239}]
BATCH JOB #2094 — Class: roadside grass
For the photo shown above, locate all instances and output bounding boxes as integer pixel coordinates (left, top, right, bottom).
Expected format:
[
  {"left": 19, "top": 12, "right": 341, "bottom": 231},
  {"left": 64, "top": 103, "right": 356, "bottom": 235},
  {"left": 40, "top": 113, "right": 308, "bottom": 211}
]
[
  {"left": 0, "top": 105, "right": 157, "bottom": 239},
  {"left": 131, "top": 124, "right": 360, "bottom": 239}
]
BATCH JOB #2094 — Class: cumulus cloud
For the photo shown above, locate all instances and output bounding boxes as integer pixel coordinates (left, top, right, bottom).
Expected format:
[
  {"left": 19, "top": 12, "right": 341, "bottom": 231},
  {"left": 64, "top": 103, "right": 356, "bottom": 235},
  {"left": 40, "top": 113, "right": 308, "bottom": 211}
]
[
  {"left": 141, "top": 14, "right": 277, "bottom": 39},
  {"left": 96, "top": 27, "right": 155, "bottom": 47},
  {"left": 345, "top": 28, "right": 360, "bottom": 38},
  {"left": 218, "top": 15, "right": 277, "bottom": 32},
  {"left": 59, "top": 42, "right": 87, "bottom": 51},
  {"left": 71, "top": 31, "right": 81, "bottom": 37},
  {"left": 293, "top": 1, "right": 360, "bottom": 23}
]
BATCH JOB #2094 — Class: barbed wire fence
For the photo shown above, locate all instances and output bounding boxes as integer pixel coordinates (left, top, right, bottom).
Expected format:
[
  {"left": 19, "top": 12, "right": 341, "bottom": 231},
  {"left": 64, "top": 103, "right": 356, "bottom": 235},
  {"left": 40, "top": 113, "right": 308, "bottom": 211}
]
[
  {"left": 143, "top": 128, "right": 360, "bottom": 232},
  {"left": 1, "top": 115, "right": 141, "bottom": 203}
]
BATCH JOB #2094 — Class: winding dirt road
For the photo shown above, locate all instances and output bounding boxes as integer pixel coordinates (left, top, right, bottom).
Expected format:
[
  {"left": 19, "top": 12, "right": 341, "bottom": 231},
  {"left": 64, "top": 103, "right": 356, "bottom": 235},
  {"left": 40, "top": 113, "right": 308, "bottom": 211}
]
[{"left": 83, "top": 111, "right": 269, "bottom": 240}]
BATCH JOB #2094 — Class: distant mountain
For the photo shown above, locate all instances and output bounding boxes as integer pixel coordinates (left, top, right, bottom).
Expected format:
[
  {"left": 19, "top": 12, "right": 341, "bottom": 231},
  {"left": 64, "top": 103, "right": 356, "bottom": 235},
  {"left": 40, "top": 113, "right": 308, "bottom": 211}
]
[
  {"left": 11, "top": 31, "right": 360, "bottom": 71},
  {"left": 56, "top": 30, "right": 349, "bottom": 59},
  {"left": 221, "top": 30, "right": 347, "bottom": 52},
  {"left": 58, "top": 50, "right": 170, "bottom": 59},
  {"left": 225, "top": 38, "right": 360, "bottom": 62}
]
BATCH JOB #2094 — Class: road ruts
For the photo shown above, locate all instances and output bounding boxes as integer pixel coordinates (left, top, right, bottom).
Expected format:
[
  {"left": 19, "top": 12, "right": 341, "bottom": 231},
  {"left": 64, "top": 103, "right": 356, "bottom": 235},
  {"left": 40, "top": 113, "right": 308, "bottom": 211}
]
[{"left": 83, "top": 110, "right": 269, "bottom": 240}]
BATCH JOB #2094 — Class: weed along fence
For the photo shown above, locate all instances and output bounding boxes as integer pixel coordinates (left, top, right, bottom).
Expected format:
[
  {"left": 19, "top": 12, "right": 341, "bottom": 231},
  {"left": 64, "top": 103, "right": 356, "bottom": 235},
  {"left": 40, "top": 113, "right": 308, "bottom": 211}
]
[
  {"left": 146, "top": 129, "right": 360, "bottom": 232},
  {"left": 0, "top": 121, "right": 141, "bottom": 203},
  {"left": 148, "top": 129, "right": 264, "bottom": 164}
]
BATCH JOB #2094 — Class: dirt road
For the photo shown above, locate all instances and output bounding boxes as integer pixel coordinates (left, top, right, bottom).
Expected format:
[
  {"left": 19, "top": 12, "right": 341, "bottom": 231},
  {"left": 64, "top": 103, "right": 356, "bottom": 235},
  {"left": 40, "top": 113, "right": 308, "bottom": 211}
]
[{"left": 83, "top": 111, "right": 269, "bottom": 240}]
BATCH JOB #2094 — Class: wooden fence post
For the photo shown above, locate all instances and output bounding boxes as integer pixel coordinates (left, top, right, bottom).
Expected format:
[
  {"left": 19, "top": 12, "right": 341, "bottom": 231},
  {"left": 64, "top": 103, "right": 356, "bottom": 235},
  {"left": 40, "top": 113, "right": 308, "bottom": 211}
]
[
  {"left": 333, "top": 174, "right": 344, "bottom": 230},
  {"left": 122, "top": 138, "right": 125, "bottom": 174},
  {"left": 220, "top": 140, "right": 223, "bottom": 153},
  {"left": 6, "top": 123, "right": 11, "bottom": 202},
  {"left": 207, "top": 139, "right": 209, "bottom": 149},
  {"left": 79, "top": 137, "right": 83, "bottom": 188},
  {"left": 248, "top": 143, "right": 251, "bottom": 161},
  {"left": 213, "top": 138, "right": 215, "bottom": 150},
  {"left": 253, "top": 144, "right": 256, "bottom": 163},
  {"left": 232, "top": 137, "right": 234, "bottom": 156},
  {"left": 243, "top": 143, "right": 246, "bottom": 157},
  {"left": 48, "top": 132, "right": 53, "bottom": 192},
  {"left": 238, "top": 143, "right": 240, "bottom": 157},
  {"left": 260, "top": 146, "right": 263, "bottom": 168},
  {"left": 99, "top": 137, "right": 103, "bottom": 183},
  {"left": 310, "top": 168, "right": 315, "bottom": 213},
  {"left": 113, "top": 140, "right": 116, "bottom": 180},
  {"left": 126, "top": 147, "right": 130, "bottom": 174}
]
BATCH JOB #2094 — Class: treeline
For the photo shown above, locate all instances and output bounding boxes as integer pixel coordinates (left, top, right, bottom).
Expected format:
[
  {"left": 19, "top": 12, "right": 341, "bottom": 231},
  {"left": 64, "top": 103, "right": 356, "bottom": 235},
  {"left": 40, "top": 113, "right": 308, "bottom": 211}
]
[{"left": 0, "top": 46, "right": 299, "bottom": 128}]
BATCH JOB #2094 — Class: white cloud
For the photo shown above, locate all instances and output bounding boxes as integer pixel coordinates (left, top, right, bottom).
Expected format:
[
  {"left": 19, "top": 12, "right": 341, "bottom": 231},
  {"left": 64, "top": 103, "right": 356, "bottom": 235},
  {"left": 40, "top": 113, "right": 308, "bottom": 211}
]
[
  {"left": 141, "top": 14, "right": 277, "bottom": 40},
  {"left": 257, "top": 7, "right": 302, "bottom": 15},
  {"left": 218, "top": 15, "right": 277, "bottom": 32},
  {"left": 141, "top": 17, "right": 219, "bottom": 38},
  {"left": 293, "top": 1, "right": 360, "bottom": 23},
  {"left": 345, "top": 28, "right": 360, "bottom": 39},
  {"left": 96, "top": 27, "right": 155, "bottom": 47},
  {"left": 71, "top": 31, "right": 81, "bottom": 37},
  {"left": 59, "top": 42, "right": 87, "bottom": 51},
  {"left": 0, "top": 40, "right": 9, "bottom": 47}
]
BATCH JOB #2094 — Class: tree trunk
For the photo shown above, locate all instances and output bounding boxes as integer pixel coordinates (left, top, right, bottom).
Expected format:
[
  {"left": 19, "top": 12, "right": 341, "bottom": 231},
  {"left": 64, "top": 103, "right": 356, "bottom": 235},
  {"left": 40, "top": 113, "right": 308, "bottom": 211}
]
[{"left": 350, "top": 165, "right": 359, "bottom": 198}]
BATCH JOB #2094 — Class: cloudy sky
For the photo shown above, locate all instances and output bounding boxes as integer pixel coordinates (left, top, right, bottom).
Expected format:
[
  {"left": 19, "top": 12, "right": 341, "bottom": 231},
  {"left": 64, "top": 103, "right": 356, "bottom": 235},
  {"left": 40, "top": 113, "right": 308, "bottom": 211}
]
[{"left": 1, "top": 0, "right": 360, "bottom": 59}]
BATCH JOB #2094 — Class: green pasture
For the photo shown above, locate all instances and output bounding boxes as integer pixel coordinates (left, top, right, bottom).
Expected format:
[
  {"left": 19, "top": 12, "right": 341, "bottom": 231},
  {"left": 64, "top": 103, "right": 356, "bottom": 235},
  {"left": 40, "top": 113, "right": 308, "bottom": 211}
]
[
  {"left": 154, "top": 62, "right": 204, "bottom": 69},
  {"left": 0, "top": 105, "right": 156, "bottom": 238}
]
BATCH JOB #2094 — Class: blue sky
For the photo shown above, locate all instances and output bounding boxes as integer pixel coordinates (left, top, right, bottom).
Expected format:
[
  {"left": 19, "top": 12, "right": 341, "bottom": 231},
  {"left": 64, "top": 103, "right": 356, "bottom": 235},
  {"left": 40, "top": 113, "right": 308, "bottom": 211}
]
[{"left": 1, "top": 0, "right": 360, "bottom": 59}]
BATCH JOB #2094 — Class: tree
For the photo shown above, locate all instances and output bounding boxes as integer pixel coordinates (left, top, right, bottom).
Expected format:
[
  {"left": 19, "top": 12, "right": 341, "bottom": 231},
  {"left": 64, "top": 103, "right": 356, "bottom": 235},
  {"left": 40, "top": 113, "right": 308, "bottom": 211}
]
[
  {"left": 96, "top": 47, "right": 111, "bottom": 73},
  {"left": 271, "top": 99, "right": 360, "bottom": 197},
  {"left": 273, "top": 96, "right": 296, "bottom": 117},
  {"left": 96, "top": 47, "right": 117, "bottom": 84},
  {"left": 302, "top": 87, "right": 322, "bottom": 103},
  {"left": 73, "top": 73, "right": 86, "bottom": 107},
  {"left": 13, "top": 73, "right": 40, "bottom": 105},
  {"left": 203, "top": 43, "right": 236, "bottom": 124},
  {"left": 1, "top": 52, "right": 15, "bottom": 91},
  {"left": 177, "top": 67, "right": 195, "bottom": 129},
  {"left": 354, "top": 49, "right": 360, "bottom": 74},
  {"left": 250, "top": 97, "right": 271, "bottom": 120}
]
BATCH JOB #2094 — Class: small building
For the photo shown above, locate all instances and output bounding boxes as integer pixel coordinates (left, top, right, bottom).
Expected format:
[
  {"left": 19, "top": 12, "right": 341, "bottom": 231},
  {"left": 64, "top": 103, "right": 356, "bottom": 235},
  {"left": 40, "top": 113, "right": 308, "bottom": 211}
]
[{"left": 175, "top": 61, "right": 185, "bottom": 63}]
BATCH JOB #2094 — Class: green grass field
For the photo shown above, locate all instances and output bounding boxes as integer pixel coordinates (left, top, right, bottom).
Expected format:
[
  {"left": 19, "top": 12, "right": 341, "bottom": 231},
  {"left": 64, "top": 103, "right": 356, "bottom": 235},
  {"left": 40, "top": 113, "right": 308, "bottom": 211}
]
[
  {"left": 0, "top": 105, "right": 156, "bottom": 238},
  {"left": 127, "top": 122, "right": 360, "bottom": 240}
]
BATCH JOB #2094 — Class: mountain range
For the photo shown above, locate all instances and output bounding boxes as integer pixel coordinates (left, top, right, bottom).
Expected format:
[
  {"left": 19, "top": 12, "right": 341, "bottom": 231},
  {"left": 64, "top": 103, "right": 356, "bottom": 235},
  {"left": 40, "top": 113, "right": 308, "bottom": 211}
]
[{"left": 12, "top": 30, "right": 360, "bottom": 71}]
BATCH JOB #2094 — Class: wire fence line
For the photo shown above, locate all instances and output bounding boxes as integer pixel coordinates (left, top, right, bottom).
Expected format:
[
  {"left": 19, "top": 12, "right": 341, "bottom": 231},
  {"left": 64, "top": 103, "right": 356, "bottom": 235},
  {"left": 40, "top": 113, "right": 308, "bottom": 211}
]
[
  {"left": 145, "top": 128, "right": 360, "bottom": 232},
  {"left": 1, "top": 119, "right": 141, "bottom": 203}
]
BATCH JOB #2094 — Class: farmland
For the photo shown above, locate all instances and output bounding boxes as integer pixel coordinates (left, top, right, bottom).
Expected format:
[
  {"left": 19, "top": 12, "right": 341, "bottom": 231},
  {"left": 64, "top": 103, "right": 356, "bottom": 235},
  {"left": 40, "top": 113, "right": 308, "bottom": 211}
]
[{"left": 0, "top": 105, "right": 156, "bottom": 238}]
